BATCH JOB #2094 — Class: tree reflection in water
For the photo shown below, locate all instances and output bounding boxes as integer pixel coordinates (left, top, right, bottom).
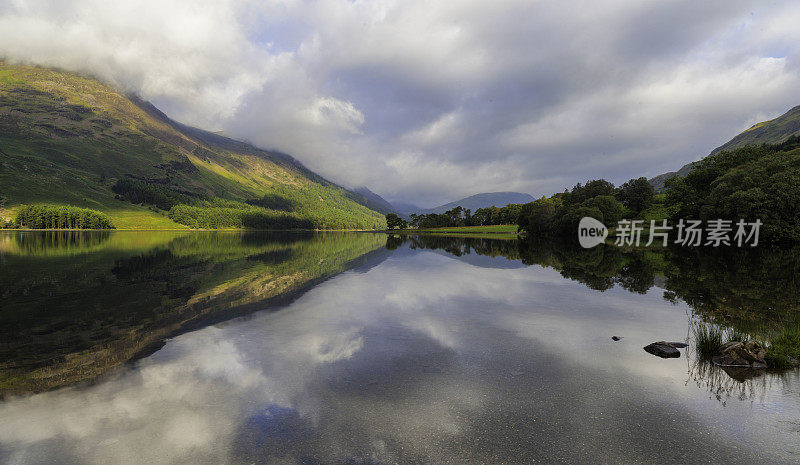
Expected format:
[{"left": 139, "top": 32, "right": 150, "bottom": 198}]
[{"left": 390, "top": 234, "right": 800, "bottom": 397}]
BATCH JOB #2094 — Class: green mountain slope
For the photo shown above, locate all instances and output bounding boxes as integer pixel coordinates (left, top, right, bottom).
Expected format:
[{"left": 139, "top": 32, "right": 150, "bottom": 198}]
[
  {"left": 0, "top": 63, "right": 385, "bottom": 229},
  {"left": 350, "top": 186, "right": 397, "bottom": 214},
  {"left": 650, "top": 105, "right": 800, "bottom": 190}
]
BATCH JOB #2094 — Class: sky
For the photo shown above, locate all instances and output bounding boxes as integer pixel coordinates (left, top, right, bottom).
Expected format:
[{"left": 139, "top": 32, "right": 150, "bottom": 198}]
[{"left": 1, "top": 0, "right": 800, "bottom": 207}]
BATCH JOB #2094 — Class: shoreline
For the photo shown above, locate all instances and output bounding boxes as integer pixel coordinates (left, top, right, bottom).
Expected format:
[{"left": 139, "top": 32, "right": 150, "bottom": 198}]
[{"left": 0, "top": 228, "right": 382, "bottom": 232}]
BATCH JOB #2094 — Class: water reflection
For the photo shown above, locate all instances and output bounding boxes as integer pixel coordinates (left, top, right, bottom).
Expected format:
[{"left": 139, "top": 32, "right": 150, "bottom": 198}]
[
  {"left": 388, "top": 235, "right": 800, "bottom": 332},
  {"left": 2, "top": 230, "right": 113, "bottom": 256},
  {"left": 393, "top": 234, "right": 800, "bottom": 401},
  {"left": 0, "top": 231, "right": 386, "bottom": 396},
  {"left": 687, "top": 350, "right": 772, "bottom": 404},
  {"left": 0, "top": 233, "right": 798, "bottom": 464}
]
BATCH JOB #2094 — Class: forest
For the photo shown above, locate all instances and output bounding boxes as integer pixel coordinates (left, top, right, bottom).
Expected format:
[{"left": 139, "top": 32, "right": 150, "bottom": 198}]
[
  {"left": 662, "top": 135, "right": 800, "bottom": 242},
  {"left": 11, "top": 205, "right": 115, "bottom": 229},
  {"left": 386, "top": 204, "right": 527, "bottom": 230},
  {"left": 388, "top": 136, "right": 800, "bottom": 245},
  {"left": 387, "top": 176, "right": 658, "bottom": 234},
  {"left": 513, "top": 136, "right": 800, "bottom": 244}
]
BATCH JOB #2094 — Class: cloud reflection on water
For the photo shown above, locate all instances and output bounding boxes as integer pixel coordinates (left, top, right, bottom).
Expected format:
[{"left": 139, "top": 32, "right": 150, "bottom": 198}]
[{"left": 1, "top": 246, "right": 798, "bottom": 464}]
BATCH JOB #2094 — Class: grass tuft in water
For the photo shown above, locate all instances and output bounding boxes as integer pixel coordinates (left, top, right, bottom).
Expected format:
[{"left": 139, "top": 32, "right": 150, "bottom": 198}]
[
  {"left": 692, "top": 321, "right": 800, "bottom": 369},
  {"left": 693, "top": 322, "right": 724, "bottom": 356}
]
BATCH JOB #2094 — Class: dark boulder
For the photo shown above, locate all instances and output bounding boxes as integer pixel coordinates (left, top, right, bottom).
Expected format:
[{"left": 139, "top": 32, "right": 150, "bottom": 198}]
[
  {"left": 611, "top": 336, "right": 622, "bottom": 341},
  {"left": 643, "top": 341, "right": 681, "bottom": 358}
]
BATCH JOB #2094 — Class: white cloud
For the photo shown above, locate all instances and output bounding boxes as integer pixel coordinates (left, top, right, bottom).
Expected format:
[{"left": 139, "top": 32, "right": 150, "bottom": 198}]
[
  {"left": 305, "top": 96, "right": 364, "bottom": 134},
  {"left": 1, "top": 1, "right": 800, "bottom": 205}
]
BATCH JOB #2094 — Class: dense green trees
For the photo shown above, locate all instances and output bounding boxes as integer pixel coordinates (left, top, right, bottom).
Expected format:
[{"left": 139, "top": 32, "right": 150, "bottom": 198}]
[
  {"left": 586, "top": 195, "right": 624, "bottom": 225},
  {"left": 385, "top": 213, "right": 408, "bottom": 229},
  {"left": 564, "top": 179, "right": 616, "bottom": 205},
  {"left": 471, "top": 204, "right": 524, "bottom": 226},
  {"left": 517, "top": 179, "right": 627, "bottom": 237},
  {"left": 664, "top": 136, "right": 800, "bottom": 242},
  {"left": 554, "top": 205, "right": 605, "bottom": 236},
  {"left": 514, "top": 135, "right": 800, "bottom": 244},
  {"left": 168, "top": 205, "right": 314, "bottom": 229},
  {"left": 245, "top": 194, "right": 298, "bottom": 212},
  {"left": 617, "top": 177, "right": 655, "bottom": 214},
  {"left": 112, "top": 178, "right": 207, "bottom": 210},
  {"left": 517, "top": 197, "right": 557, "bottom": 235},
  {"left": 15, "top": 205, "right": 115, "bottom": 229},
  {"left": 400, "top": 179, "right": 630, "bottom": 236},
  {"left": 407, "top": 203, "right": 525, "bottom": 229}
]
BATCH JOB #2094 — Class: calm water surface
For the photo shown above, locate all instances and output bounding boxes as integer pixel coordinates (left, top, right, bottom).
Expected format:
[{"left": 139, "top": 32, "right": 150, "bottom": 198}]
[{"left": 0, "top": 231, "right": 798, "bottom": 464}]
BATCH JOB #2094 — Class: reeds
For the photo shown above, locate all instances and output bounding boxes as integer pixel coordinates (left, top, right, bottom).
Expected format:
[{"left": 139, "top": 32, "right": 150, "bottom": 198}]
[{"left": 693, "top": 321, "right": 724, "bottom": 356}]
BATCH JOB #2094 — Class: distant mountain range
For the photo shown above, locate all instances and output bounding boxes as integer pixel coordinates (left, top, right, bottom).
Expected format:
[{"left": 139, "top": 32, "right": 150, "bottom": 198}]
[
  {"left": 351, "top": 190, "right": 535, "bottom": 217},
  {"left": 650, "top": 105, "right": 800, "bottom": 190},
  {"left": 415, "top": 192, "right": 535, "bottom": 215},
  {"left": 389, "top": 201, "right": 422, "bottom": 216}
]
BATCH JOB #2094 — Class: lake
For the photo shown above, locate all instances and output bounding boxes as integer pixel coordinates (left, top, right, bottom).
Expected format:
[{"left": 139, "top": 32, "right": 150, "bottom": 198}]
[{"left": 0, "top": 231, "right": 799, "bottom": 464}]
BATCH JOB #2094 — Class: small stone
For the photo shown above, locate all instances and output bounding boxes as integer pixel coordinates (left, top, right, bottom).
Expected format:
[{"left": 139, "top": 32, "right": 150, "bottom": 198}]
[{"left": 611, "top": 336, "right": 622, "bottom": 341}]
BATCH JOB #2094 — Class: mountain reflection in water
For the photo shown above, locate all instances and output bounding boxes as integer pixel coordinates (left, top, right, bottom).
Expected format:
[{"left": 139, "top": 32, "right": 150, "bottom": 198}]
[{"left": 0, "top": 231, "right": 388, "bottom": 395}]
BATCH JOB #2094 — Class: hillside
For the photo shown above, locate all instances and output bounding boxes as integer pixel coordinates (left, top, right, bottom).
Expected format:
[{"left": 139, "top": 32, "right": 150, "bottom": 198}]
[
  {"left": 418, "top": 192, "right": 535, "bottom": 215},
  {"left": 650, "top": 105, "right": 800, "bottom": 190},
  {"left": 349, "top": 186, "right": 396, "bottom": 214},
  {"left": 0, "top": 63, "right": 385, "bottom": 229}
]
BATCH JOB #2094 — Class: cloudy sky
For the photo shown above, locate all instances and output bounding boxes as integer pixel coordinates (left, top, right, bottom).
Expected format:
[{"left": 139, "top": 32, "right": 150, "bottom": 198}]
[{"left": 1, "top": 0, "right": 800, "bottom": 206}]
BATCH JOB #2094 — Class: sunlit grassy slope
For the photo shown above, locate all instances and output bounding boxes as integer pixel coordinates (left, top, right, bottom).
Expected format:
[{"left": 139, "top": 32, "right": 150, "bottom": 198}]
[
  {"left": 649, "top": 105, "right": 800, "bottom": 190},
  {"left": 0, "top": 63, "right": 385, "bottom": 229},
  {"left": 713, "top": 105, "right": 800, "bottom": 155}
]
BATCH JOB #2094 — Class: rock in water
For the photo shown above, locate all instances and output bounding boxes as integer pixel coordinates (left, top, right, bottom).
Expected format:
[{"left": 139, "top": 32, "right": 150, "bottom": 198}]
[
  {"left": 643, "top": 341, "right": 681, "bottom": 358},
  {"left": 712, "top": 340, "right": 767, "bottom": 368},
  {"left": 611, "top": 336, "right": 622, "bottom": 341},
  {"left": 666, "top": 341, "right": 688, "bottom": 348}
]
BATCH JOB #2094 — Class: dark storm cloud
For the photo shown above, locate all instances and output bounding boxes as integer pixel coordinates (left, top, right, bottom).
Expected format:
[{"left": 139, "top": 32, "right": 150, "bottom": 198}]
[{"left": 1, "top": 1, "right": 799, "bottom": 206}]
